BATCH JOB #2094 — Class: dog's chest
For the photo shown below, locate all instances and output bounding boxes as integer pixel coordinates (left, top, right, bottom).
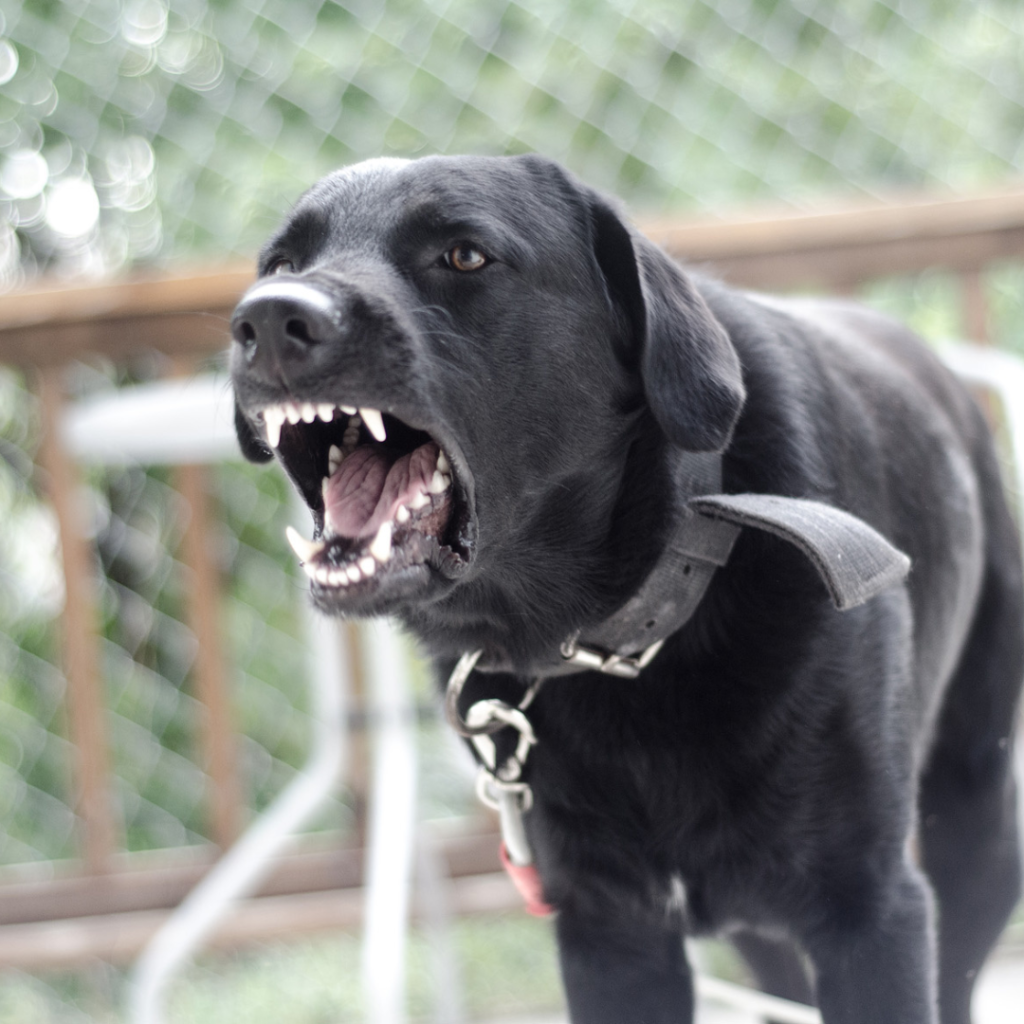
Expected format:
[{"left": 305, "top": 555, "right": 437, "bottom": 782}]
[{"left": 528, "top": 721, "right": 792, "bottom": 929}]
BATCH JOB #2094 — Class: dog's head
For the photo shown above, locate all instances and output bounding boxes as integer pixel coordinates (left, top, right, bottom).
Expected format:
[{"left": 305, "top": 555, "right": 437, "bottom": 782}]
[{"left": 230, "top": 155, "right": 744, "bottom": 665}]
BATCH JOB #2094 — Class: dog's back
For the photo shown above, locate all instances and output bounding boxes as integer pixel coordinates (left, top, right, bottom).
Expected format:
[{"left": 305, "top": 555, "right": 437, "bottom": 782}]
[
  {"left": 706, "top": 285, "right": 1024, "bottom": 1021},
  {"left": 719, "top": 291, "right": 1003, "bottom": 720}
]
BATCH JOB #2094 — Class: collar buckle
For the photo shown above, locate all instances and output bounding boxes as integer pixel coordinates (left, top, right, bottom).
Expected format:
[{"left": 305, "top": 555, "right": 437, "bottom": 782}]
[{"left": 559, "top": 633, "right": 665, "bottom": 679}]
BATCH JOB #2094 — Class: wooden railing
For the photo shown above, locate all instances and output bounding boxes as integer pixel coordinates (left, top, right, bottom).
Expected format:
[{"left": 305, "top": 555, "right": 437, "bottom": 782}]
[{"left": 1, "top": 183, "right": 1023, "bottom": 967}]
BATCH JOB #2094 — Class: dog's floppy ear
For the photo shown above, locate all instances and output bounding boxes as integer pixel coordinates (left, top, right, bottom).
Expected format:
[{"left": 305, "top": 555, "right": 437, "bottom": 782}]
[
  {"left": 590, "top": 198, "right": 745, "bottom": 452},
  {"left": 234, "top": 402, "right": 274, "bottom": 463}
]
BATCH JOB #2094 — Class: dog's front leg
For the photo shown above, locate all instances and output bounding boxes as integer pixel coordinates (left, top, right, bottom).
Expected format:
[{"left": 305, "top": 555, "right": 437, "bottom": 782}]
[
  {"left": 806, "top": 862, "right": 938, "bottom": 1024},
  {"left": 555, "top": 906, "right": 694, "bottom": 1023}
]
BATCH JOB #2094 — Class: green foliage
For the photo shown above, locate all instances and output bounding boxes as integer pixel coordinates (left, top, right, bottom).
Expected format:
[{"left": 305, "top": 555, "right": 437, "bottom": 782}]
[{"left": 1, "top": 0, "right": 1023, "bottom": 283}]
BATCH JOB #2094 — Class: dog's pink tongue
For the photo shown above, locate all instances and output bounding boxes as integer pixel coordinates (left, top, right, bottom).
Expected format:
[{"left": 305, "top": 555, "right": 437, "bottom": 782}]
[{"left": 324, "top": 443, "right": 438, "bottom": 538}]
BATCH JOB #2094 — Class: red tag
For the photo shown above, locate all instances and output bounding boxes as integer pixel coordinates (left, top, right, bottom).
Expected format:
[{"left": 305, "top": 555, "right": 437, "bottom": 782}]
[{"left": 500, "top": 842, "right": 554, "bottom": 917}]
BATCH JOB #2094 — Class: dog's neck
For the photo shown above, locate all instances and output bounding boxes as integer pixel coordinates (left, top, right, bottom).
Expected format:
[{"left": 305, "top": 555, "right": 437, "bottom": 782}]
[{"left": 475, "top": 451, "right": 741, "bottom": 679}]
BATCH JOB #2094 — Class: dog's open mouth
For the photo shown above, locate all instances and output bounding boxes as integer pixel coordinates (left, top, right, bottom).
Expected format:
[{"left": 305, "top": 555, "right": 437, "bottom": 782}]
[{"left": 256, "top": 400, "right": 472, "bottom": 597}]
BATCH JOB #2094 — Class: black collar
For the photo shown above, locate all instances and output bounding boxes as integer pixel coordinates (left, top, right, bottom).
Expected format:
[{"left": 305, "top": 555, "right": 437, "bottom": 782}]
[{"left": 471, "top": 451, "right": 911, "bottom": 681}]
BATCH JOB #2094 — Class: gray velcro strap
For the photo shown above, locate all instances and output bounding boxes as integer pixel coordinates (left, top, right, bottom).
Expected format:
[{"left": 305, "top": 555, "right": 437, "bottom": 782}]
[{"left": 690, "top": 493, "right": 911, "bottom": 611}]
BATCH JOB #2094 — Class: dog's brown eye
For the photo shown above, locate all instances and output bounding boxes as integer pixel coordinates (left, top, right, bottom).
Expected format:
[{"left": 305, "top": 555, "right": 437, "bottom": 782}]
[
  {"left": 268, "top": 258, "right": 295, "bottom": 275},
  {"left": 445, "top": 244, "right": 488, "bottom": 272}
]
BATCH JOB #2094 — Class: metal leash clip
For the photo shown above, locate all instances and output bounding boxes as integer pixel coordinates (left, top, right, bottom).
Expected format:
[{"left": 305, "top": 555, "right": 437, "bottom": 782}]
[
  {"left": 476, "top": 771, "right": 534, "bottom": 868},
  {"left": 445, "top": 649, "right": 544, "bottom": 867}
]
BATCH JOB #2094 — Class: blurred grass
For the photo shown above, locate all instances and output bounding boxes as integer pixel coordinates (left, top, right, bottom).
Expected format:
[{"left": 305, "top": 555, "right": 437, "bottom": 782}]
[
  {"left": 0, "top": 915, "right": 567, "bottom": 1023},
  {"left": 0, "top": 910, "right": 1021, "bottom": 1022}
]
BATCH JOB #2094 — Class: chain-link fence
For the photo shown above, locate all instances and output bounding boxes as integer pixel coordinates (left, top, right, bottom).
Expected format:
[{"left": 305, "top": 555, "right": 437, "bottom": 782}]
[
  {"left": 2, "top": 0, "right": 1024, "bottom": 1020},
  {"left": 0, "top": 357, "right": 359, "bottom": 864}
]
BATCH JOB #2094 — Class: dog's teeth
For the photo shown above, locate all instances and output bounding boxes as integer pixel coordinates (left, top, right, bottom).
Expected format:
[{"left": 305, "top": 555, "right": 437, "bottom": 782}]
[
  {"left": 436, "top": 450, "right": 450, "bottom": 474},
  {"left": 318, "top": 565, "right": 347, "bottom": 587},
  {"left": 285, "top": 403, "right": 302, "bottom": 425},
  {"left": 340, "top": 404, "right": 356, "bottom": 415},
  {"left": 343, "top": 415, "right": 361, "bottom": 448},
  {"left": 369, "top": 522, "right": 392, "bottom": 562},
  {"left": 263, "top": 407, "right": 285, "bottom": 448},
  {"left": 313, "top": 564, "right": 330, "bottom": 583},
  {"left": 410, "top": 490, "right": 430, "bottom": 510},
  {"left": 328, "top": 445, "right": 343, "bottom": 476},
  {"left": 360, "top": 407, "right": 386, "bottom": 443},
  {"left": 428, "top": 470, "right": 450, "bottom": 494},
  {"left": 396, "top": 505, "right": 410, "bottom": 524},
  {"left": 317, "top": 404, "right": 335, "bottom": 422},
  {"left": 359, "top": 556, "right": 376, "bottom": 576},
  {"left": 346, "top": 564, "right": 362, "bottom": 583},
  {"left": 300, "top": 402, "right": 317, "bottom": 423},
  {"left": 285, "top": 525, "right": 325, "bottom": 563},
  {"left": 302, "top": 562, "right": 319, "bottom": 579}
]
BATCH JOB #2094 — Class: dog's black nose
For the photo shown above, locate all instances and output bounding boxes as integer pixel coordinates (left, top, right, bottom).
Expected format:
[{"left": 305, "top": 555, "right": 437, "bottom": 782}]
[{"left": 231, "top": 278, "right": 337, "bottom": 373}]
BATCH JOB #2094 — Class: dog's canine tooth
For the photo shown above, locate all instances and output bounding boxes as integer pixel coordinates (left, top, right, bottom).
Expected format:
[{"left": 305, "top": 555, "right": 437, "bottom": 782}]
[
  {"left": 317, "top": 403, "right": 335, "bottom": 422},
  {"left": 410, "top": 490, "right": 430, "bottom": 510},
  {"left": 369, "top": 522, "right": 392, "bottom": 562},
  {"left": 302, "top": 562, "right": 319, "bottom": 580},
  {"left": 285, "top": 403, "right": 302, "bottom": 425},
  {"left": 360, "top": 407, "right": 387, "bottom": 443},
  {"left": 340, "top": 404, "right": 356, "bottom": 415},
  {"left": 346, "top": 563, "right": 362, "bottom": 582},
  {"left": 285, "top": 525, "right": 326, "bottom": 563},
  {"left": 428, "top": 470, "right": 450, "bottom": 494},
  {"left": 396, "top": 505, "right": 410, "bottom": 524},
  {"left": 300, "top": 402, "right": 317, "bottom": 423},
  {"left": 263, "top": 406, "right": 286, "bottom": 448},
  {"left": 359, "top": 556, "right": 376, "bottom": 576},
  {"left": 437, "top": 449, "right": 450, "bottom": 475},
  {"left": 328, "top": 445, "right": 343, "bottom": 475}
]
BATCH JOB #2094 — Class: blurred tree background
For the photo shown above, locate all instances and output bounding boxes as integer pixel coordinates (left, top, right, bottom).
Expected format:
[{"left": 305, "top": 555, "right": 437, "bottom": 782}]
[{"left": 1, "top": 0, "right": 1023, "bottom": 284}]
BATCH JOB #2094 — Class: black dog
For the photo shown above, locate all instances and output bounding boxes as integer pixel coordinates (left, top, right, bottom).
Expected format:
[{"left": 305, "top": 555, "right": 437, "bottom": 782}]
[{"left": 230, "top": 154, "right": 1023, "bottom": 1024}]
